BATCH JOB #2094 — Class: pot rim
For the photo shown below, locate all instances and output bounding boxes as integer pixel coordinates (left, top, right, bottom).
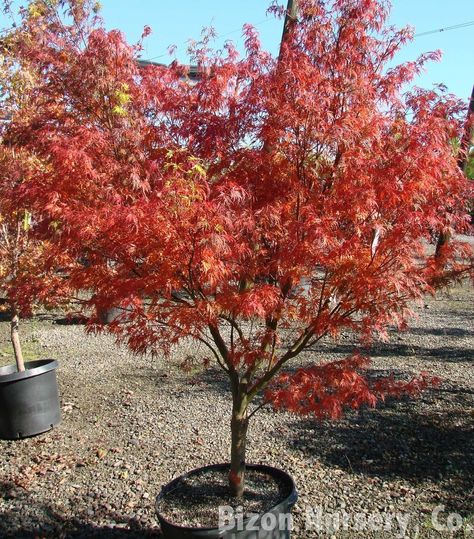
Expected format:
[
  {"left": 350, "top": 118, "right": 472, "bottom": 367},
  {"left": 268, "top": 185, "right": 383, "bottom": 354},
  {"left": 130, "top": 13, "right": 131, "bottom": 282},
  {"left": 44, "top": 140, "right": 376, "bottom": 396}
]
[
  {"left": 155, "top": 462, "right": 298, "bottom": 533},
  {"left": 0, "top": 359, "right": 59, "bottom": 384}
]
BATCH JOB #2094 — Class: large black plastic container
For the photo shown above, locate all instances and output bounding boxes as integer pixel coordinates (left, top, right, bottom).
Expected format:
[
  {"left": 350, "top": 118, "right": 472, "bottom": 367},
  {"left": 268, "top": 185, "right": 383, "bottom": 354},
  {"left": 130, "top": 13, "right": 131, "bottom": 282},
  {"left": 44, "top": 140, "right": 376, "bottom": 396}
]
[
  {"left": 156, "top": 463, "right": 298, "bottom": 539},
  {"left": 0, "top": 359, "right": 60, "bottom": 439}
]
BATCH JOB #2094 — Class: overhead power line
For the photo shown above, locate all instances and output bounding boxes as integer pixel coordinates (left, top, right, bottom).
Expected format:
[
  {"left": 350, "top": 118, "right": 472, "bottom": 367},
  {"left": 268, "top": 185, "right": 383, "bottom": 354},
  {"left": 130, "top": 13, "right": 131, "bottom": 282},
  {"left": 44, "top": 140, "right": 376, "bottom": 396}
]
[
  {"left": 144, "top": 17, "right": 275, "bottom": 63},
  {"left": 1, "top": 10, "right": 471, "bottom": 61},
  {"left": 143, "top": 17, "right": 474, "bottom": 64},
  {"left": 414, "top": 20, "right": 474, "bottom": 37}
]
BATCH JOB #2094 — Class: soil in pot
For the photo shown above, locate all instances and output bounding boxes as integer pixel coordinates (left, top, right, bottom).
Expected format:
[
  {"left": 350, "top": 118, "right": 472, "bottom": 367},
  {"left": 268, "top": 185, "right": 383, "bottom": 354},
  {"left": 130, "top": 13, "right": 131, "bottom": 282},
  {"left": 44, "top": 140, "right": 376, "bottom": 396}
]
[{"left": 157, "top": 465, "right": 293, "bottom": 529}]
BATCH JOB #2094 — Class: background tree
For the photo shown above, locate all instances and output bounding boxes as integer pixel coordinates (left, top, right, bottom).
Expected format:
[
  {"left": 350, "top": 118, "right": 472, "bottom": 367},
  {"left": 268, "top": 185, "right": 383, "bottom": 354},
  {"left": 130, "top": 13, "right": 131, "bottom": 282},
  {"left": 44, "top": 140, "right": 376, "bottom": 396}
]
[
  {"left": 0, "top": 47, "right": 68, "bottom": 372},
  {"left": 3, "top": 0, "right": 473, "bottom": 497},
  {"left": 0, "top": 146, "right": 38, "bottom": 371},
  {"left": 436, "top": 84, "right": 474, "bottom": 256}
]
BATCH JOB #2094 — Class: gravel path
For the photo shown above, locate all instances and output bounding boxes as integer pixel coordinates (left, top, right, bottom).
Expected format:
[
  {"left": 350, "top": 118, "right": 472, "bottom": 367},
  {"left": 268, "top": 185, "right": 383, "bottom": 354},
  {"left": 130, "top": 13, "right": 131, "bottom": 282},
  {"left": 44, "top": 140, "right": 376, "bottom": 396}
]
[{"left": 0, "top": 282, "right": 472, "bottom": 538}]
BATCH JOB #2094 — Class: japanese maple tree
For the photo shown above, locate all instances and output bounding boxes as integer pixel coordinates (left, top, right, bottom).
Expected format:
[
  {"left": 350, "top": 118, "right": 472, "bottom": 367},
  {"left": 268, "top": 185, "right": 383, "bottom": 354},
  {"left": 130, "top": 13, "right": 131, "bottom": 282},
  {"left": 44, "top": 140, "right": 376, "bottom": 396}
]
[
  {"left": 0, "top": 145, "right": 38, "bottom": 371},
  {"left": 0, "top": 50, "right": 67, "bottom": 372},
  {"left": 3, "top": 0, "right": 473, "bottom": 497}
]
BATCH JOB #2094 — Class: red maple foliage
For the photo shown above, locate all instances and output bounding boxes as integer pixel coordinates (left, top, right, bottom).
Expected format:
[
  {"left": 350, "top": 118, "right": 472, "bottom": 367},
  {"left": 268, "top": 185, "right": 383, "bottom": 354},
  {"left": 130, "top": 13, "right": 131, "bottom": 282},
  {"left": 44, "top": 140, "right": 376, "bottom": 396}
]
[
  {"left": 0, "top": 49, "right": 69, "bottom": 371},
  {"left": 0, "top": 147, "right": 57, "bottom": 317},
  {"left": 2, "top": 0, "right": 472, "bottom": 495},
  {"left": 266, "top": 353, "right": 440, "bottom": 419}
]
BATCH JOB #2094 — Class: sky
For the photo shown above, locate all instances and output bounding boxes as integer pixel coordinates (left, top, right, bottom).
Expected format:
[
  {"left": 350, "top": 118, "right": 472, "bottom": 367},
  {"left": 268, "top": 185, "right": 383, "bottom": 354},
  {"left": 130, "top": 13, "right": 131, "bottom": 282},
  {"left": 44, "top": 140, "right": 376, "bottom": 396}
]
[
  {"left": 94, "top": 0, "right": 474, "bottom": 102},
  {"left": 2, "top": 1, "right": 473, "bottom": 102}
]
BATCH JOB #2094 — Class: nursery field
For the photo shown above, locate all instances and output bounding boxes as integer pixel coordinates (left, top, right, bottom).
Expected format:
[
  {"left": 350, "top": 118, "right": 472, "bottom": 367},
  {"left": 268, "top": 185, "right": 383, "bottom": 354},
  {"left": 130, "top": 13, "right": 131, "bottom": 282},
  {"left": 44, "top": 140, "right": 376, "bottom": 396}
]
[{"left": 0, "top": 281, "right": 472, "bottom": 538}]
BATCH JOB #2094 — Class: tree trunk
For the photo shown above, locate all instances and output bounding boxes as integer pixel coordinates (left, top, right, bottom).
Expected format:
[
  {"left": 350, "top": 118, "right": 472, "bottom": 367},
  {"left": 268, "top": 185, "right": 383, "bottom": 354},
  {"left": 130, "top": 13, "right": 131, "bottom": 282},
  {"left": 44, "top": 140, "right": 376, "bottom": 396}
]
[
  {"left": 11, "top": 312, "right": 25, "bottom": 372},
  {"left": 229, "top": 393, "right": 249, "bottom": 498},
  {"left": 435, "top": 230, "right": 451, "bottom": 258},
  {"left": 227, "top": 0, "right": 297, "bottom": 500}
]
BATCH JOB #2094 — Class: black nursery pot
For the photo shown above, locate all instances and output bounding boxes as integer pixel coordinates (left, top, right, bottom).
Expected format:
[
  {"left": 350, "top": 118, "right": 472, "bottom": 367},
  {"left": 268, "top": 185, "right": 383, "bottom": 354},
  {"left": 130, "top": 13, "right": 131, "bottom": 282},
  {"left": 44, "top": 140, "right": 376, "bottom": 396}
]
[
  {"left": 156, "top": 463, "right": 298, "bottom": 539},
  {"left": 0, "top": 359, "right": 61, "bottom": 439}
]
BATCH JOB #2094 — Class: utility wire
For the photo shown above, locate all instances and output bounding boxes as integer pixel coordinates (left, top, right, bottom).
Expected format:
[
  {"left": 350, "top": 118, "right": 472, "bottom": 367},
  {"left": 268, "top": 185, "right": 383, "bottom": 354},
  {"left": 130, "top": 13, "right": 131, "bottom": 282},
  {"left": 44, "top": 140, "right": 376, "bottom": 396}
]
[
  {"left": 1, "top": 10, "right": 472, "bottom": 59},
  {"left": 414, "top": 19, "right": 474, "bottom": 37},
  {"left": 144, "top": 17, "right": 274, "bottom": 62},
  {"left": 143, "top": 17, "right": 474, "bottom": 64}
]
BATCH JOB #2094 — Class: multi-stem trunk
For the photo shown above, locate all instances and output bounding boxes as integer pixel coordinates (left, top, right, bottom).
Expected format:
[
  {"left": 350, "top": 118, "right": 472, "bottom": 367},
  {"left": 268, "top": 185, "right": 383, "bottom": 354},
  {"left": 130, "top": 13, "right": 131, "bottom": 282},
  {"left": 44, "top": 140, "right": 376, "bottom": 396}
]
[
  {"left": 227, "top": 1, "right": 297, "bottom": 496},
  {"left": 11, "top": 311, "right": 25, "bottom": 372},
  {"left": 229, "top": 391, "right": 249, "bottom": 498}
]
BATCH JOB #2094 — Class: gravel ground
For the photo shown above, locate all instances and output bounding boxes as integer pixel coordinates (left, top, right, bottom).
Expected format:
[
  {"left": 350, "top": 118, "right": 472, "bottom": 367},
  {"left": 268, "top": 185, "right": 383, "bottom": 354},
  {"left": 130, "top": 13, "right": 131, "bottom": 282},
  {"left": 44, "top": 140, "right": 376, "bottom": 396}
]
[{"left": 0, "top": 281, "right": 472, "bottom": 538}]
